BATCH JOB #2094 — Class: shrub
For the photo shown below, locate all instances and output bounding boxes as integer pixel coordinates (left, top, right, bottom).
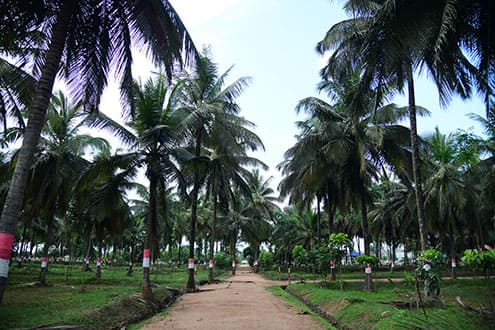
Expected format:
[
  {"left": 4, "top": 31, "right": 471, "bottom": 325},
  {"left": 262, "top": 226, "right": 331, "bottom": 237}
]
[
  {"left": 214, "top": 252, "right": 231, "bottom": 269},
  {"left": 258, "top": 251, "right": 274, "bottom": 270}
]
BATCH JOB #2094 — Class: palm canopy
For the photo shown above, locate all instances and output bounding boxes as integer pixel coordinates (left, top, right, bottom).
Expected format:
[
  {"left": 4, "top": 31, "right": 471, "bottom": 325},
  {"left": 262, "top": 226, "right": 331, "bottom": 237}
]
[
  {"left": 171, "top": 49, "right": 262, "bottom": 288},
  {"left": 320, "top": 0, "right": 477, "bottom": 108},
  {"left": 280, "top": 72, "right": 414, "bottom": 254},
  {"left": 2, "top": 0, "right": 197, "bottom": 113}
]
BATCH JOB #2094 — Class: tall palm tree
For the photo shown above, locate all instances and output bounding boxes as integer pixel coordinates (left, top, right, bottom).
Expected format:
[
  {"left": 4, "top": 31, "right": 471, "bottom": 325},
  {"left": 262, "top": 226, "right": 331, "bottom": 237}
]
[
  {"left": 88, "top": 73, "right": 186, "bottom": 299},
  {"left": 424, "top": 128, "right": 466, "bottom": 247},
  {"left": 285, "top": 73, "right": 413, "bottom": 255},
  {"left": 318, "top": 0, "right": 461, "bottom": 250},
  {"left": 73, "top": 150, "right": 137, "bottom": 279},
  {"left": 27, "top": 91, "right": 108, "bottom": 284},
  {"left": 0, "top": 0, "right": 196, "bottom": 301},
  {"left": 203, "top": 146, "right": 266, "bottom": 283},
  {"left": 174, "top": 49, "right": 254, "bottom": 289}
]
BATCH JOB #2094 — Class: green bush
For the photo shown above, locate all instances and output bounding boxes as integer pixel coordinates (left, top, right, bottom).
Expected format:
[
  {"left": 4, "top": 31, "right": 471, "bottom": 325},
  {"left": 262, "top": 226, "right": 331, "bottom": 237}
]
[
  {"left": 214, "top": 252, "right": 231, "bottom": 269},
  {"left": 258, "top": 251, "right": 274, "bottom": 270},
  {"left": 292, "top": 245, "right": 308, "bottom": 271},
  {"left": 355, "top": 255, "right": 379, "bottom": 268}
]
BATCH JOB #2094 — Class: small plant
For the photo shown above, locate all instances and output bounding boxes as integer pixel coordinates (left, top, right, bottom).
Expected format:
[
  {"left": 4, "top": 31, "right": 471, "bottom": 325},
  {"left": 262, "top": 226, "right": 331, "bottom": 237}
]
[
  {"left": 462, "top": 246, "right": 495, "bottom": 314},
  {"left": 328, "top": 233, "right": 353, "bottom": 288},
  {"left": 356, "top": 255, "right": 378, "bottom": 291},
  {"left": 355, "top": 255, "right": 379, "bottom": 267},
  {"left": 415, "top": 248, "right": 442, "bottom": 297}
]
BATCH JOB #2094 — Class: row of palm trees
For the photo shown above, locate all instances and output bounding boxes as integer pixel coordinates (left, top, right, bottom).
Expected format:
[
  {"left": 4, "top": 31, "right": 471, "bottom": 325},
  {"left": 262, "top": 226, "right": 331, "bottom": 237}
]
[
  {"left": 275, "top": 0, "right": 494, "bottom": 263},
  {"left": 1, "top": 50, "right": 278, "bottom": 300},
  {"left": 0, "top": 0, "right": 200, "bottom": 303}
]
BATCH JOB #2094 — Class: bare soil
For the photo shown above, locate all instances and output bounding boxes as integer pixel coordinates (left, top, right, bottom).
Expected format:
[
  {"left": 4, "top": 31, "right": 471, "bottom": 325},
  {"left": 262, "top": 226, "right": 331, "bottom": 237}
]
[{"left": 140, "top": 265, "right": 326, "bottom": 330}]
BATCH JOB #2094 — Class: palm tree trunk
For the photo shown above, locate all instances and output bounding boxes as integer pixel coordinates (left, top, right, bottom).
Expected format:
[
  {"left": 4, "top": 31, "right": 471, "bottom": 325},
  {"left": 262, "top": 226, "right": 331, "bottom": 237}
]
[
  {"left": 39, "top": 211, "right": 56, "bottom": 285},
  {"left": 142, "top": 174, "right": 158, "bottom": 300},
  {"left": 0, "top": 0, "right": 75, "bottom": 303},
  {"left": 187, "top": 133, "right": 202, "bottom": 289},
  {"left": 326, "top": 187, "right": 336, "bottom": 234},
  {"left": 316, "top": 197, "right": 321, "bottom": 241},
  {"left": 96, "top": 235, "right": 102, "bottom": 279},
  {"left": 360, "top": 192, "right": 370, "bottom": 256},
  {"left": 407, "top": 70, "right": 428, "bottom": 251},
  {"left": 208, "top": 196, "right": 217, "bottom": 284},
  {"left": 230, "top": 234, "right": 236, "bottom": 276}
]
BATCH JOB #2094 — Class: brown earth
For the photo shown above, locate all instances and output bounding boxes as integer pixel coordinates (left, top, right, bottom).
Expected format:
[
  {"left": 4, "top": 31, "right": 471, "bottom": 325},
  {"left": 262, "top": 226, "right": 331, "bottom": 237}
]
[{"left": 140, "top": 265, "right": 326, "bottom": 330}]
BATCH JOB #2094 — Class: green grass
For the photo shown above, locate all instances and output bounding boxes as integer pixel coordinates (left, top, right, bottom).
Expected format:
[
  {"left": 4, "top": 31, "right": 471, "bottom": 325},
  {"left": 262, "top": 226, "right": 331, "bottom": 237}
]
[
  {"left": 263, "top": 270, "right": 411, "bottom": 281},
  {"left": 285, "top": 279, "right": 494, "bottom": 330},
  {"left": 266, "top": 285, "right": 337, "bottom": 330},
  {"left": 0, "top": 263, "right": 226, "bottom": 329}
]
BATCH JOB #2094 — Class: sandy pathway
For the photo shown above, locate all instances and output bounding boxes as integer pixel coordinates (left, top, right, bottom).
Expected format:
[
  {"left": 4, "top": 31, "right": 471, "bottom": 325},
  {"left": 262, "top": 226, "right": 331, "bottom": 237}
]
[{"left": 140, "top": 265, "right": 326, "bottom": 330}]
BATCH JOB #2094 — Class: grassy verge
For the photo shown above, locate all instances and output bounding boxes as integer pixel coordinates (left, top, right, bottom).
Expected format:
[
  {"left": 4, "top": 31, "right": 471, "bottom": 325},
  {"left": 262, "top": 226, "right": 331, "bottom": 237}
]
[
  {"left": 0, "top": 263, "right": 227, "bottom": 329},
  {"left": 285, "top": 279, "right": 493, "bottom": 329},
  {"left": 263, "top": 270, "right": 411, "bottom": 281},
  {"left": 266, "top": 285, "right": 337, "bottom": 330}
]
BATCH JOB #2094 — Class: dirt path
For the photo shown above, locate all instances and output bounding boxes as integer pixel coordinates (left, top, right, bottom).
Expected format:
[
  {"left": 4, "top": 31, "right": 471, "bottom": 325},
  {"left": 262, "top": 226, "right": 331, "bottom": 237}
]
[{"left": 140, "top": 265, "right": 326, "bottom": 330}]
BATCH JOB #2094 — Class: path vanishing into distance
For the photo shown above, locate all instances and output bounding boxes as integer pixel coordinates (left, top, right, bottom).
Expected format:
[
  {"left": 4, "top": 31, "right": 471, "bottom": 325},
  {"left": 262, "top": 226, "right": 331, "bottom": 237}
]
[{"left": 140, "top": 265, "right": 326, "bottom": 330}]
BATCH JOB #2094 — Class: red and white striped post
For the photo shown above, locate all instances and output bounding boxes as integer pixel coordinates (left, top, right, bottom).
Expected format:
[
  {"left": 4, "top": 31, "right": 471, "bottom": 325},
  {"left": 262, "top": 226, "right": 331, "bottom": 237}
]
[
  {"left": 188, "top": 258, "right": 194, "bottom": 270},
  {"left": 330, "top": 260, "right": 336, "bottom": 281},
  {"left": 451, "top": 257, "right": 457, "bottom": 279},
  {"left": 209, "top": 259, "right": 214, "bottom": 269},
  {"left": 364, "top": 263, "right": 373, "bottom": 291},
  {"left": 142, "top": 249, "right": 151, "bottom": 268},
  {"left": 96, "top": 256, "right": 103, "bottom": 278},
  {"left": 41, "top": 256, "right": 48, "bottom": 269},
  {"left": 0, "top": 234, "right": 14, "bottom": 276},
  {"left": 0, "top": 233, "right": 14, "bottom": 302}
]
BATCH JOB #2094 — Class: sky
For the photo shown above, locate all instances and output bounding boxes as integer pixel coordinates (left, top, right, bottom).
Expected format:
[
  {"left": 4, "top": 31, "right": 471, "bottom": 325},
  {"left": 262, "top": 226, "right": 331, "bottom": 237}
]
[{"left": 101, "top": 0, "right": 486, "bottom": 195}]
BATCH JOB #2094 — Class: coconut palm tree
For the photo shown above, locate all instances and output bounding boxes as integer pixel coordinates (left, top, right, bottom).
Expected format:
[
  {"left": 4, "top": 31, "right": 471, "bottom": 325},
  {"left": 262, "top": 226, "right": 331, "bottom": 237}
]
[
  {"left": 0, "top": 0, "right": 196, "bottom": 301},
  {"left": 287, "top": 73, "right": 414, "bottom": 255},
  {"left": 174, "top": 49, "right": 254, "bottom": 289},
  {"left": 318, "top": 0, "right": 478, "bottom": 251},
  {"left": 26, "top": 91, "right": 108, "bottom": 284},
  {"left": 73, "top": 150, "right": 137, "bottom": 279},
  {"left": 203, "top": 144, "right": 266, "bottom": 283},
  {"left": 88, "top": 73, "right": 187, "bottom": 299}
]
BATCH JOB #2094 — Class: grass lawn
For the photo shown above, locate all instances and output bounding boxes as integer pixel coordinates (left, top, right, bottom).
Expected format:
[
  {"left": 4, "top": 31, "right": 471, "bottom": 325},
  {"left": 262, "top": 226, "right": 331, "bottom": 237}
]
[
  {"left": 283, "top": 279, "right": 494, "bottom": 329},
  {"left": 0, "top": 262, "right": 226, "bottom": 329},
  {"left": 266, "top": 285, "right": 337, "bottom": 329}
]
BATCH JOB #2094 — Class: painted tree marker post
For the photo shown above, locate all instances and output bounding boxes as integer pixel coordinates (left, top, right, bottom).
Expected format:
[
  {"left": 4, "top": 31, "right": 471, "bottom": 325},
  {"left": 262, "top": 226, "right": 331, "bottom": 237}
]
[
  {"left": 142, "top": 249, "right": 150, "bottom": 268},
  {"left": 84, "top": 256, "right": 90, "bottom": 271},
  {"left": 364, "top": 263, "right": 373, "bottom": 291},
  {"left": 96, "top": 256, "right": 102, "bottom": 278},
  {"left": 0, "top": 233, "right": 14, "bottom": 302},
  {"left": 451, "top": 257, "right": 457, "bottom": 279},
  {"left": 41, "top": 256, "right": 48, "bottom": 269},
  {"left": 232, "top": 259, "right": 236, "bottom": 275},
  {"left": 209, "top": 259, "right": 214, "bottom": 269},
  {"left": 330, "top": 260, "right": 336, "bottom": 281}
]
